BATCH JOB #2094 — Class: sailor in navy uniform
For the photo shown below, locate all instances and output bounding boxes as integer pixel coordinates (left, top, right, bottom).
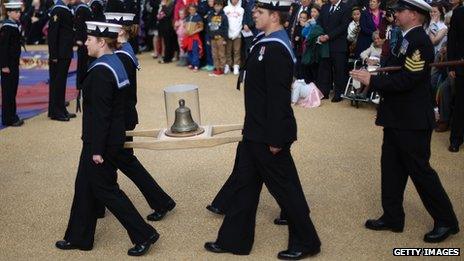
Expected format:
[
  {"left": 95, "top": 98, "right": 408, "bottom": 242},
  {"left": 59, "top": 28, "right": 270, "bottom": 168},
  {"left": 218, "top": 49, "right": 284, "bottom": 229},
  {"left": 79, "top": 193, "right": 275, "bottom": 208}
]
[
  {"left": 73, "top": 0, "right": 92, "bottom": 93},
  {"left": 351, "top": 0, "right": 459, "bottom": 243},
  {"left": 0, "top": 2, "right": 24, "bottom": 127},
  {"left": 206, "top": 32, "right": 265, "bottom": 216},
  {"left": 89, "top": 0, "right": 105, "bottom": 21},
  {"left": 55, "top": 22, "right": 159, "bottom": 256},
  {"left": 204, "top": 0, "right": 321, "bottom": 259},
  {"left": 105, "top": 0, "right": 140, "bottom": 53},
  {"left": 207, "top": 31, "right": 288, "bottom": 226},
  {"left": 47, "top": 0, "right": 76, "bottom": 121},
  {"left": 104, "top": 12, "right": 176, "bottom": 221}
]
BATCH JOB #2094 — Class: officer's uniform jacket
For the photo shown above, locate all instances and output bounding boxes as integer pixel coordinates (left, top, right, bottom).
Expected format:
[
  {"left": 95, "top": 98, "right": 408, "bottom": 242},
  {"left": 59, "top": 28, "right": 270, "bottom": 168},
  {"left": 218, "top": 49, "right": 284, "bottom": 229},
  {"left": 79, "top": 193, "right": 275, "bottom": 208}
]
[{"left": 371, "top": 26, "right": 436, "bottom": 130}]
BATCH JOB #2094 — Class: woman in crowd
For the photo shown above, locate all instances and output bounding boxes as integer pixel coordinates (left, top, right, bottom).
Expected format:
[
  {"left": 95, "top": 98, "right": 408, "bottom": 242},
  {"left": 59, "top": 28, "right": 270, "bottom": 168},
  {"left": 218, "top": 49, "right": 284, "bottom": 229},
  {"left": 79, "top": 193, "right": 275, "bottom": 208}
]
[
  {"left": 157, "top": 0, "right": 178, "bottom": 63},
  {"left": 355, "top": 0, "right": 383, "bottom": 58},
  {"left": 23, "top": 0, "right": 49, "bottom": 44},
  {"left": 427, "top": 2, "right": 448, "bottom": 108}
]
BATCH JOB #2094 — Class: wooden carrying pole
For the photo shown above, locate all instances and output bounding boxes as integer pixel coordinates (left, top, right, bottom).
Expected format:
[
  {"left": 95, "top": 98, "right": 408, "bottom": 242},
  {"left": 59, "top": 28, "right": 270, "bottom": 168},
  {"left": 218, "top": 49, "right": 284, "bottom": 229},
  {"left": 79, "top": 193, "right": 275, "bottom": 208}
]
[{"left": 373, "top": 60, "right": 464, "bottom": 73}]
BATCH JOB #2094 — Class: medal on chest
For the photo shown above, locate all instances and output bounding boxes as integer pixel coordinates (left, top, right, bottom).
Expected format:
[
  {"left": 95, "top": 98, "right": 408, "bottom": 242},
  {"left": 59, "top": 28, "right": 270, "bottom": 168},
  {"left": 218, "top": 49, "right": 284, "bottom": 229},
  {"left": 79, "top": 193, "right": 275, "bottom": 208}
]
[
  {"left": 258, "top": 46, "right": 265, "bottom": 61},
  {"left": 399, "top": 39, "right": 409, "bottom": 55}
]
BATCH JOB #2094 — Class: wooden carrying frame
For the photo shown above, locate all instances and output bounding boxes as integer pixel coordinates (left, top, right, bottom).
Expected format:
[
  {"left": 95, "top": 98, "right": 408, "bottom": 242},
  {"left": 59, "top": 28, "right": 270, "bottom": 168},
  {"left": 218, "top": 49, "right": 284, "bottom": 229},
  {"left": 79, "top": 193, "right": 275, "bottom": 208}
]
[{"left": 124, "top": 124, "right": 243, "bottom": 150}]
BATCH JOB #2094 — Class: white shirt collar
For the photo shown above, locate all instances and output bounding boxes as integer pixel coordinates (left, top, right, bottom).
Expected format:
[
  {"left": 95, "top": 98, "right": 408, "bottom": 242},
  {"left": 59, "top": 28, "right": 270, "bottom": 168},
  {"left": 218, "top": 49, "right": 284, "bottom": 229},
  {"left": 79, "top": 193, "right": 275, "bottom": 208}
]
[
  {"left": 331, "top": 0, "right": 342, "bottom": 8},
  {"left": 402, "top": 25, "right": 421, "bottom": 37}
]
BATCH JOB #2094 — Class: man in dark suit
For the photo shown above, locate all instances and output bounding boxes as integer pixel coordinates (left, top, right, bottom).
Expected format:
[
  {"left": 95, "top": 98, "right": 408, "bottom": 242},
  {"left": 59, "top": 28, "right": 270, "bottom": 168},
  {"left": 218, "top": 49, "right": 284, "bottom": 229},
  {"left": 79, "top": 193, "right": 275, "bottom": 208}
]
[
  {"left": 317, "top": 0, "right": 351, "bottom": 102},
  {"left": 447, "top": 5, "right": 464, "bottom": 152},
  {"left": 47, "top": 0, "right": 76, "bottom": 121},
  {"left": 351, "top": 0, "right": 459, "bottom": 243}
]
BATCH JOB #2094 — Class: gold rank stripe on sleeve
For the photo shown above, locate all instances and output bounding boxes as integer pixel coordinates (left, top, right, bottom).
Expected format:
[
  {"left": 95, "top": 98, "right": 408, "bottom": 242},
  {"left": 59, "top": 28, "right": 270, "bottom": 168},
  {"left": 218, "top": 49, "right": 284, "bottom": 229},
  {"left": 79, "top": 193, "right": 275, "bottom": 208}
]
[{"left": 404, "top": 56, "right": 425, "bottom": 72}]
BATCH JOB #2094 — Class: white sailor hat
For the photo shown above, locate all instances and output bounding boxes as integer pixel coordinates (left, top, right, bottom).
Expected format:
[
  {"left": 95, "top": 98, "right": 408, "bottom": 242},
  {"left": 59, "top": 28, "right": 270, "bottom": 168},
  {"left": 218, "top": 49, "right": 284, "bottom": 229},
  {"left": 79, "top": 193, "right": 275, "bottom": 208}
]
[
  {"left": 4, "top": 1, "right": 23, "bottom": 10},
  {"left": 255, "top": 0, "right": 293, "bottom": 11},
  {"left": 85, "top": 21, "right": 122, "bottom": 38},
  {"left": 104, "top": 12, "right": 136, "bottom": 26},
  {"left": 392, "top": 0, "right": 432, "bottom": 15}
]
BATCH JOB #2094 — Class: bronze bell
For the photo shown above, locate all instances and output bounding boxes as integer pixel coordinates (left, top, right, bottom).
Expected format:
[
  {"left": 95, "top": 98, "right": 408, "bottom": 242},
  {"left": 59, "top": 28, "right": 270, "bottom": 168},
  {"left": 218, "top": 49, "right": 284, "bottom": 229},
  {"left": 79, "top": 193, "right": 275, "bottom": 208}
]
[{"left": 170, "top": 99, "right": 199, "bottom": 133}]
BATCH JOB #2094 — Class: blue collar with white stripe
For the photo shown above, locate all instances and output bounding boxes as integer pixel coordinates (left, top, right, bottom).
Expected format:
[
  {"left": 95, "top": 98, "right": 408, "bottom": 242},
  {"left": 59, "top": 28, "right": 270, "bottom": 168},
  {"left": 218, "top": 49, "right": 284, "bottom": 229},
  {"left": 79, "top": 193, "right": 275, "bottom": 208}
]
[
  {"left": 50, "top": 0, "right": 72, "bottom": 14},
  {"left": 115, "top": 42, "right": 140, "bottom": 70},
  {"left": 75, "top": 3, "right": 91, "bottom": 11},
  {"left": 251, "top": 29, "right": 296, "bottom": 63},
  {"left": 1, "top": 19, "right": 20, "bottom": 30},
  {"left": 88, "top": 54, "right": 130, "bottom": 89}
]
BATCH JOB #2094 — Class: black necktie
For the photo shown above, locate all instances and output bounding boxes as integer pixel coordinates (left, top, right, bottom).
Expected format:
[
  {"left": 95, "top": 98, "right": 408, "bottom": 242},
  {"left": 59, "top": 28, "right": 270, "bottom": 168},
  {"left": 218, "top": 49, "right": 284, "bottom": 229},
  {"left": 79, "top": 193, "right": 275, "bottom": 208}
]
[{"left": 329, "top": 5, "right": 336, "bottom": 14}]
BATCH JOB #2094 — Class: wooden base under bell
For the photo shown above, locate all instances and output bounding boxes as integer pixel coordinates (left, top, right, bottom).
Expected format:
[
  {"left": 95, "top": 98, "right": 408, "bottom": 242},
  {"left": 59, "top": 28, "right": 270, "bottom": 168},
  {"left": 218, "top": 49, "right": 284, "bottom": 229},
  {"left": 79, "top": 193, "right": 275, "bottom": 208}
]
[
  {"left": 124, "top": 124, "right": 242, "bottom": 150},
  {"left": 164, "top": 127, "right": 205, "bottom": 137}
]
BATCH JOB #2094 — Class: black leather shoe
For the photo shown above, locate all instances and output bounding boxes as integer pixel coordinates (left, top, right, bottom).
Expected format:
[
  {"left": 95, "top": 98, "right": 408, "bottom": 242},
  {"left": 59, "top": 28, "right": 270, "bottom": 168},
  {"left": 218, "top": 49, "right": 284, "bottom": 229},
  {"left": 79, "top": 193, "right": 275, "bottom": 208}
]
[
  {"left": 51, "top": 116, "right": 70, "bottom": 122},
  {"left": 55, "top": 240, "right": 92, "bottom": 251},
  {"left": 10, "top": 119, "right": 24, "bottom": 127},
  {"left": 277, "top": 248, "right": 321, "bottom": 260},
  {"left": 206, "top": 205, "right": 224, "bottom": 215},
  {"left": 365, "top": 219, "right": 403, "bottom": 232},
  {"left": 127, "top": 233, "right": 159, "bottom": 256},
  {"left": 67, "top": 113, "right": 77, "bottom": 118},
  {"left": 331, "top": 96, "right": 343, "bottom": 103},
  {"left": 204, "top": 242, "right": 229, "bottom": 253},
  {"left": 274, "top": 217, "right": 288, "bottom": 225},
  {"left": 448, "top": 144, "right": 459, "bottom": 153},
  {"left": 147, "top": 200, "right": 176, "bottom": 221},
  {"left": 424, "top": 226, "right": 459, "bottom": 243}
]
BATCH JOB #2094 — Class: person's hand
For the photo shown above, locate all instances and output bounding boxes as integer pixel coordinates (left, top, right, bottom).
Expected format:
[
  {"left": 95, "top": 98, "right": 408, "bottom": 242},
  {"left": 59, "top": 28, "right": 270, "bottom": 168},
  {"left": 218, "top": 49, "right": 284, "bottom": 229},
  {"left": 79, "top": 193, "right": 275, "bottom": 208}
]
[
  {"left": 76, "top": 40, "right": 83, "bottom": 46},
  {"left": 1, "top": 67, "right": 10, "bottom": 73},
  {"left": 93, "top": 155, "right": 104, "bottom": 164},
  {"left": 243, "top": 24, "right": 250, "bottom": 32},
  {"left": 449, "top": 70, "right": 456, "bottom": 79},
  {"left": 269, "top": 146, "right": 282, "bottom": 155},
  {"left": 350, "top": 69, "right": 371, "bottom": 86},
  {"left": 318, "top": 35, "right": 329, "bottom": 43}
]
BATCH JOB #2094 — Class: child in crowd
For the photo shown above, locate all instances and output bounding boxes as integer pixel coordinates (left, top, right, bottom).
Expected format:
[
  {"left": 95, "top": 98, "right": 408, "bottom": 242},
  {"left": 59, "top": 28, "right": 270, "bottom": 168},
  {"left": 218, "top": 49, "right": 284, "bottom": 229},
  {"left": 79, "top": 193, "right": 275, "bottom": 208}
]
[
  {"left": 207, "top": 0, "right": 229, "bottom": 76},
  {"left": 300, "top": 6, "right": 320, "bottom": 83},
  {"left": 200, "top": 0, "right": 215, "bottom": 71},
  {"left": 223, "top": 0, "right": 244, "bottom": 75},
  {"left": 174, "top": 8, "right": 188, "bottom": 66},
  {"left": 0, "top": 2, "right": 24, "bottom": 127},
  {"left": 183, "top": 4, "right": 204, "bottom": 71},
  {"left": 293, "top": 11, "right": 308, "bottom": 56},
  {"left": 294, "top": 11, "right": 309, "bottom": 80},
  {"left": 347, "top": 6, "right": 361, "bottom": 58}
]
